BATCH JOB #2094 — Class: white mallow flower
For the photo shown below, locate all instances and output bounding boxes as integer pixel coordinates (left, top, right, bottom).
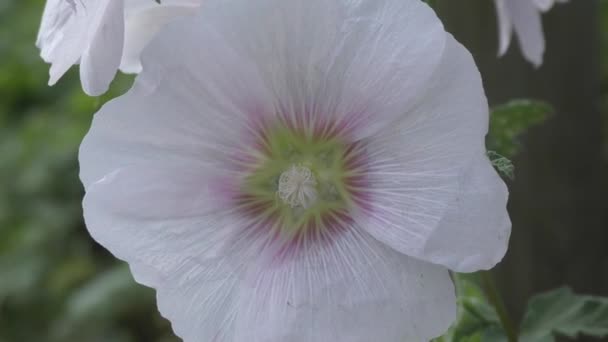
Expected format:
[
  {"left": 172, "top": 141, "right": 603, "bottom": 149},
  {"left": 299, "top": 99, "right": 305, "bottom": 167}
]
[
  {"left": 494, "top": 0, "right": 568, "bottom": 67},
  {"left": 79, "top": 0, "right": 511, "bottom": 341},
  {"left": 36, "top": 0, "right": 200, "bottom": 96}
]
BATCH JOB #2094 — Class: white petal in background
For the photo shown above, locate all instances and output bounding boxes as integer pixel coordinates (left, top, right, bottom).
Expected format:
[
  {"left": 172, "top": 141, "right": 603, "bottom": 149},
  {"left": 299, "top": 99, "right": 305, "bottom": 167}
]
[
  {"left": 38, "top": 0, "right": 89, "bottom": 87},
  {"left": 494, "top": 0, "right": 568, "bottom": 67},
  {"left": 36, "top": 0, "right": 200, "bottom": 95},
  {"left": 79, "top": 0, "right": 125, "bottom": 96},
  {"left": 533, "top": 0, "right": 569, "bottom": 12}
]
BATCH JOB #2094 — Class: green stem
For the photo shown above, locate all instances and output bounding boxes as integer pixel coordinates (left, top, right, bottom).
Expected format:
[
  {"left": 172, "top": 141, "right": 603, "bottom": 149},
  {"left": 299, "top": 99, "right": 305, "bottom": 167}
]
[{"left": 480, "top": 271, "right": 518, "bottom": 342}]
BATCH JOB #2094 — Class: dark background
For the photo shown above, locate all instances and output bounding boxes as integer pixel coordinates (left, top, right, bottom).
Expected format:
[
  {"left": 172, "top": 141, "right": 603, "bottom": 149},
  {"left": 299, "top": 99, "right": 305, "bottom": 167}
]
[{"left": 436, "top": 0, "right": 608, "bottom": 325}]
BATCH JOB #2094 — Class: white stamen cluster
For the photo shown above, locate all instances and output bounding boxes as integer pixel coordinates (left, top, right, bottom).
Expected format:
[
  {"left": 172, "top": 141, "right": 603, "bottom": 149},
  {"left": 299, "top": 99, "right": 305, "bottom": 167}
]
[{"left": 277, "top": 165, "right": 318, "bottom": 209}]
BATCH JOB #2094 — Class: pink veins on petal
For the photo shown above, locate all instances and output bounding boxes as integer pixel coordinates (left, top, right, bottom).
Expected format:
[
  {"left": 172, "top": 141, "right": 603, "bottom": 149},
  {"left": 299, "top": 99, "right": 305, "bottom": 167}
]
[{"left": 218, "top": 111, "right": 372, "bottom": 260}]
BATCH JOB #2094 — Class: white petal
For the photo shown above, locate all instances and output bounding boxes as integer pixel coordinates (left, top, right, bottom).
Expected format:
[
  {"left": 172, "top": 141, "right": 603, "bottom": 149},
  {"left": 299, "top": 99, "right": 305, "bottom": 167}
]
[
  {"left": 494, "top": 0, "right": 545, "bottom": 66},
  {"left": 509, "top": 0, "right": 545, "bottom": 67},
  {"left": 533, "top": 0, "right": 555, "bottom": 12},
  {"left": 120, "top": 0, "right": 200, "bottom": 73},
  {"left": 82, "top": 163, "right": 241, "bottom": 286},
  {"left": 83, "top": 162, "right": 254, "bottom": 341},
  {"left": 139, "top": 0, "right": 447, "bottom": 139},
  {"left": 155, "top": 257, "right": 241, "bottom": 342},
  {"left": 360, "top": 35, "right": 491, "bottom": 266},
  {"left": 80, "top": 0, "right": 125, "bottom": 96},
  {"left": 37, "top": 0, "right": 63, "bottom": 52},
  {"left": 494, "top": 0, "right": 514, "bottom": 56},
  {"left": 233, "top": 227, "right": 456, "bottom": 342},
  {"left": 37, "top": 0, "right": 88, "bottom": 86},
  {"left": 417, "top": 152, "right": 511, "bottom": 273},
  {"left": 533, "top": 0, "right": 567, "bottom": 12},
  {"left": 84, "top": 163, "right": 457, "bottom": 341},
  {"left": 79, "top": 68, "right": 254, "bottom": 189}
]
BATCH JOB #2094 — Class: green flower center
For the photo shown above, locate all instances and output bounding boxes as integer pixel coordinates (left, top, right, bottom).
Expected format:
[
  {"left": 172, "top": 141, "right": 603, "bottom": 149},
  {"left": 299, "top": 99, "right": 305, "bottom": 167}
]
[{"left": 241, "top": 125, "right": 355, "bottom": 234}]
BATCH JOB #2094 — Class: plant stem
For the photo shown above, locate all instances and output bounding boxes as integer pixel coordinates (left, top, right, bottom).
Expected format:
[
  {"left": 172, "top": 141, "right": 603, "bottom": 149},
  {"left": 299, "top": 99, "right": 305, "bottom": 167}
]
[{"left": 480, "top": 271, "right": 518, "bottom": 342}]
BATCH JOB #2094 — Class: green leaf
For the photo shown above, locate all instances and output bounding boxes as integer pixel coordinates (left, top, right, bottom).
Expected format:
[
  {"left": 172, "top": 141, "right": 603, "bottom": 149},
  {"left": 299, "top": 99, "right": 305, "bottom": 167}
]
[
  {"left": 487, "top": 151, "right": 515, "bottom": 180},
  {"left": 488, "top": 100, "right": 552, "bottom": 158},
  {"left": 433, "top": 274, "right": 506, "bottom": 342},
  {"left": 519, "top": 287, "right": 608, "bottom": 342}
]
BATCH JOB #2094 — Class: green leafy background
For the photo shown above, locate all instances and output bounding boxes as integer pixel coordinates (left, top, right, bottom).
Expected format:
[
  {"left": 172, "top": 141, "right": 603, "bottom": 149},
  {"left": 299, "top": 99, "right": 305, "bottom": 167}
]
[{"left": 0, "top": 0, "right": 607, "bottom": 341}]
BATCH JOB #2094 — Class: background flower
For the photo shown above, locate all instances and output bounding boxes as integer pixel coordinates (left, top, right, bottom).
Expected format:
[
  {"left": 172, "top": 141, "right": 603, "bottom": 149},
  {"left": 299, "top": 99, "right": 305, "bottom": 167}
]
[
  {"left": 493, "top": 0, "right": 568, "bottom": 66},
  {"left": 36, "top": 0, "right": 200, "bottom": 96},
  {"left": 79, "top": 0, "right": 510, "bottom": 341}
]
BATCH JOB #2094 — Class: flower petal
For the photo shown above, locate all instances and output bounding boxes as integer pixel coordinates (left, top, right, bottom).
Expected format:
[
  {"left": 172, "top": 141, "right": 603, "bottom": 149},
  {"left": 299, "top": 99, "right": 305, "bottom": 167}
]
[
  {"left": 155, "top": 257, "right": 241, "bottom": 341},
  {"left": 417, "top": 152, "right": 511, "bottom": 273},
  {"left": 533, "top": 0, "right": 567, "bottom": 12},
  {"left": 120, "top": 0, "right": 200, "bottom": 73},
  {"left": 82, "top": 162, "right": 241, "bottom": 286},
  {"left": 509, "top": 0, "right": 545, "bottom": 67},
  {"left": 532, "top": 0, "right": 555, "bottom": 12},
  {"left": 139, "top": 0, "right": 447, "bottom": 139},
  {"left": 37, "top": 0, "right": 89, "bottom": 86},
  {"left": 494, "top": 0, "right": 545, "bottom": 67},
  {"left": 360, "top": 35, "right": 491, "bottom": 267},
  {"left": 83, "top": 163, "right": 257, "bottom": 341},
  {"left": 232, "top": 227, "right": 456, "bottom": 342},
  {"left": 80, "top": 0, "right": 125, "bottom": 96},
  {"left": 494, "top": 0, "right": 514, "bottom": 56},
  {"left": 79, "top": 66, "right": 257, "bottom": 189}
]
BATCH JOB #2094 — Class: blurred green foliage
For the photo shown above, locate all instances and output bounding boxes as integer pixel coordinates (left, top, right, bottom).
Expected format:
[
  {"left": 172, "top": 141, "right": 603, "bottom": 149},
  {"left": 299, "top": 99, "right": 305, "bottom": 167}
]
[
  {"left": 0, "top": 1, "right": 178, "bottom": 341},
  {"left": 487, "top": 100, "right": 551, "bottom": 159},
  {"left": 435, "top": 275, "right": 608, "bottom": 342},
  {"left": 438, "top": 95, "right": 606, "bottom": 342},
  {"left": 486, "top": 99, "right": 552, "bottom": 180},
  {"left": 435, "top": 274, "right": 608, "bottom": 342}
]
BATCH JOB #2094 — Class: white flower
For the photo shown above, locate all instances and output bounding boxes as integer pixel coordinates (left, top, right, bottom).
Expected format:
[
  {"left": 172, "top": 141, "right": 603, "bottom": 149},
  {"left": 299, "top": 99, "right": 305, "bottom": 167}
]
[
  {"left": 494, "top": 0, "right": 567, "bottom": 67},
  {"left": 79, "top": 0, "right": 511, "bottom": 341},
  {"left": 36, "top": 0, "right": 200, "bottom": 96}
]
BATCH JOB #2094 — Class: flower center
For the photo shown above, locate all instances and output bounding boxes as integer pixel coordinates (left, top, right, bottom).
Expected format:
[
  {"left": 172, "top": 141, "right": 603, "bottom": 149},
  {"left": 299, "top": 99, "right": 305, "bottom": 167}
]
[
  {"left": 277, "top": 165, "right": 318, "bottom": 209},
  {"left": 233, "top": 122, "right": 369, "bottom": 252}
]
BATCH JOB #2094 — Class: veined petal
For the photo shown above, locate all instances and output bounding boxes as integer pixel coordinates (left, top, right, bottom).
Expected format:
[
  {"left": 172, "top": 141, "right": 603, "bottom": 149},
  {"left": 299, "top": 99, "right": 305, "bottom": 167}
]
[
  {"left": 79, "top": 67, "right": 261, "bottom": 189},
  {"left": 360, "top": 35, "right": 492, "bottom": 265},
  {"left": 85, "top": 163, "right": 301, "bottom": 341},
  {"left": 78, "top": 0, "right": 506, "bottom": 340},
  {"left": 417, "top": 152, "right": 511, "bottom": 273},
  {"left": 83, "top": 163, "right": 242, "bottom": 286},
  {"left": 155, "top": 257, "right": 241, "bottom": 342},
  {"left": 233, "top": 226, "right": 456, "bottom": 342},
  {"left": 140, "top": 0, "right": 447, "bottom": 139}
]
